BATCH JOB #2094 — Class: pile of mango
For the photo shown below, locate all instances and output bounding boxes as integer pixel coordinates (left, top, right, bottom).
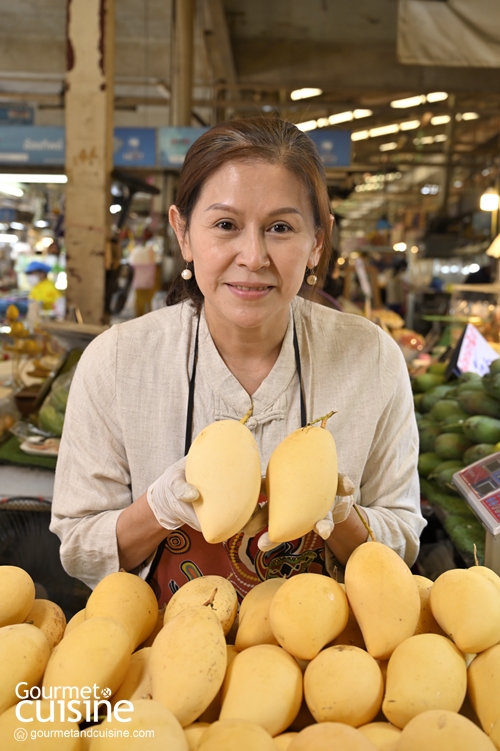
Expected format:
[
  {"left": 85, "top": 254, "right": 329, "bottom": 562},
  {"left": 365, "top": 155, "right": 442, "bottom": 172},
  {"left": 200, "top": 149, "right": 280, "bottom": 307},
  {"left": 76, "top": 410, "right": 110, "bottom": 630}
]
[
  {"left": 414, "top": 359, "right": 500, "bottom": 491},
  {"left": 2, "top": 547, "right": 500, "bottom": 751}
]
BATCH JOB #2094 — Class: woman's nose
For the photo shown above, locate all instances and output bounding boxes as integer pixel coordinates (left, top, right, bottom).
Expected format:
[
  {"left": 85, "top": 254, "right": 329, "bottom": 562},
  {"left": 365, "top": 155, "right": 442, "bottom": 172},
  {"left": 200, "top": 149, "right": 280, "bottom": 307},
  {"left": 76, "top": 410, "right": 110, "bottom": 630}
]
[{"left": 236, "top": 228, "right": 270, "bottom": 270}]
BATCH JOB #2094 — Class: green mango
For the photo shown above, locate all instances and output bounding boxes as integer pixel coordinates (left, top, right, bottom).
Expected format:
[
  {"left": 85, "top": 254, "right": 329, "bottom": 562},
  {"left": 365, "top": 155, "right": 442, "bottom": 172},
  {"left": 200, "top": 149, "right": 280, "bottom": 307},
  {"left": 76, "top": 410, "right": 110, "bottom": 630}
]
[
  {"left": 419, "top": 423, "right": 441, "bottom": 452},
  {"left": 428, "top": 399, "right": 464, "bottom": 423},
  {"left": 413, "top": 393, "right": 424, "bottom": 411},
  {"left": 427, "top": 362, "right": 448, "bottom": 376},
  {"left": 419, "top": 386, "right": 456, "bottom": 413},
  {"left": 488, "top": 358, "right": 500, "bottom": 376},
  {"left": 428, "top": 460, "right": 464, "bottom": 492},
  {"left": 434, "top": 433, "right": 473, "bottom": 460},
  {"left": 462, "top": 415, "right": 500, "bottom": 445},
  {"left": 457, "top": 371, "right": 483, "bottom": 385},
  {"left": 38, "top": 404, "right": 65, "bottom": 437},
  {"left": 462, "top": 443, "right": 496, "bottom": 466},
  {"left": 418, "top": 417, "right": 438, "bottom": 431},
  {"left": 418, "top": 452, "right": 443, "bottom": 478},
  {"left": 457, "top": 390, "right": 500, "bottom": 418},
  {"left": 482, "top": 372, "right": 500, "bottom": 401},
  {"left": 455, "top": 380, "right": 485, "bottom": 394},
  {"left": 412, "top": 373, "right": 446, "bottom": 393}
]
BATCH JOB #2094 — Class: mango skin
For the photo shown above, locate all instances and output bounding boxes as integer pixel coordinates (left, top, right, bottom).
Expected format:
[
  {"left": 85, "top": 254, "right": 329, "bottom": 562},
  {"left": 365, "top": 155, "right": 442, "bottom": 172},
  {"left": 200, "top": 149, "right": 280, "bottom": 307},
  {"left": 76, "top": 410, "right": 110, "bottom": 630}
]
[
  {"left": 396, "top": 709, "right": 497, "bottom": 751},
  {"left": 24, "top": 598, "right": 66, "bottom": 650},
  {"left": 186, "top": 419, "right": 262, "bottom": 544},
  {"left": 0, "top": 565, "right": 35, "bottom": 627},
  {"left": 266, "top": 425, "right": 338, "bottom": 542},
  {"left": 382, "top": 633, "right": 467, "bottom": 728},
  {"left": 269, "top": 573, "right": 349, "bottom": 660},
  {"left": 235, "top": 578, "right": 285, "bottom": 651},
  {"left": 344, "top": 542, "right": 420, "bottom": 660},
  {"left": 412, "top": 575, "right": 446, "bottom": 636},
  {"left": 287, "top": 722, "right": 379, "bottom": 750},
  {"left": 220, "top": 644, "right": 303, "bottom": 737},
  {"left": 429, "top": 569, "right": 500, "bottom": 653},
  {"left": 164, "top": 575, "right": 238, "bottom": 636},
  {"left": 357, "top": 721, "right": 401, "bottom": 750},
  {"left": 467, "top": 644, "right": 500, "bottom": 734},
  {"left": 0, "top": 701, "right": 81, "bottom": 751},
  {"left": 196, "top": 719, "right": 277, "bottom": 751},
  {"left": 0, "top": 623, "right": 50, "bottom": 714}
]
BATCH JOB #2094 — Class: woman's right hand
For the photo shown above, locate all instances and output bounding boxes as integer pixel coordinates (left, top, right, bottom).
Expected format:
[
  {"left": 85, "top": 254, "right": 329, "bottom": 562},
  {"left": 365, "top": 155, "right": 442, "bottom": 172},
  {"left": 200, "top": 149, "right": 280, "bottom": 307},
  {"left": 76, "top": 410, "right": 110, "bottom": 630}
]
[{"left": 146, "top": 456, "right": 202, "bottom": 532}]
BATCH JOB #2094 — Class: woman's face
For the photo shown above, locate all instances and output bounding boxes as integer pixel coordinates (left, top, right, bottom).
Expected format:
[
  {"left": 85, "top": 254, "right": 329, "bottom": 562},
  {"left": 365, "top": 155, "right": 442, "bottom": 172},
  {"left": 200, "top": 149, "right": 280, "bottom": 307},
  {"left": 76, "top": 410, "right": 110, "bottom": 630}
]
[{"left": 170, "top": 160, "right": 326, "bottom": 337}]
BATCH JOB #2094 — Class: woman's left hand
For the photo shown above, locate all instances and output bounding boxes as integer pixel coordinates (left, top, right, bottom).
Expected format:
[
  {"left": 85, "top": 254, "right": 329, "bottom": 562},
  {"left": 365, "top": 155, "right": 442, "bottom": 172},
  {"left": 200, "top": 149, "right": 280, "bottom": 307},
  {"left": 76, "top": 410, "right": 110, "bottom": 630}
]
[{"left": 257, "top": 472, "right": 355, "bottom": 552}]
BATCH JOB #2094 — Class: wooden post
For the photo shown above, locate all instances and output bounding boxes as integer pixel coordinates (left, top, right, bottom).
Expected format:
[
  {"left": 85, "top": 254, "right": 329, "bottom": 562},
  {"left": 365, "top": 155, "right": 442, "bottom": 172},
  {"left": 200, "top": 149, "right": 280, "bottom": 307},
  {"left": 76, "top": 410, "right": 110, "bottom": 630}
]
[{"left": 65, "top": 0, "right": 115, "bottom": 324}]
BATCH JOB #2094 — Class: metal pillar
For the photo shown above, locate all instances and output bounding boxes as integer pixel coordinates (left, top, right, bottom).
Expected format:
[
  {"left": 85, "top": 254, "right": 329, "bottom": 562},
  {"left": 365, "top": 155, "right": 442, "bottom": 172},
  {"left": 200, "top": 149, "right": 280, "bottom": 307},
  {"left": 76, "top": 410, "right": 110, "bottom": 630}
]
[
  {"left": 171, "top": 0, "right": 195, "bottom": 127},
  {"left": 64, "top": 0, "right": 115, "bottom": 325}
]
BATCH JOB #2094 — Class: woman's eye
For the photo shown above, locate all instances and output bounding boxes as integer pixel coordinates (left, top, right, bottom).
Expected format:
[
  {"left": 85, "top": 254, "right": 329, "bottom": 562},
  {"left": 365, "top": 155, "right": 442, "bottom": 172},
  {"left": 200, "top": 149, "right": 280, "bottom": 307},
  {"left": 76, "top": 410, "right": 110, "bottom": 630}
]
[
  {"left": 216, "top": 220, "right": 234, "bottom": 231},
  {"left": 270, "top": 223, "right": 290, "bottom": 233}
]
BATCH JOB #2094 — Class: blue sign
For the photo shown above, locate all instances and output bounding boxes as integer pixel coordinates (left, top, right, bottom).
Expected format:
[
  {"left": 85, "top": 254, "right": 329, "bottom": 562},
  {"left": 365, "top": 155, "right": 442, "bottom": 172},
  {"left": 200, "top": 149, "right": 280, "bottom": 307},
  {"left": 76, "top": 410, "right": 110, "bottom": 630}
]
[
  {"left": 0, "top": 104, "right": 34, "bottom": 126},
  {"left": 0, "top": 126, "right": 65, "bottom": 165},
  {"left": 158, "top": 127, "right": 208, "bottom": 167},
  {"left": 113, "top": 128, "right": 157, "bottom": 167},
  {"left": 307, "top": 129, "right": 351, "bottom": 167}
]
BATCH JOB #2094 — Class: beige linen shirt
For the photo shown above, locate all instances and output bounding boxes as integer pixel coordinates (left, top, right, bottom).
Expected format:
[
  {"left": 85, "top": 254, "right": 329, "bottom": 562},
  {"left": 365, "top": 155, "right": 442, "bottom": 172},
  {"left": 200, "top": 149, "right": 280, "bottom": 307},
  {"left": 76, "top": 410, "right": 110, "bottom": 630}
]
[{"left": 50, "top": 297, "right": 425, "bottom": 589}]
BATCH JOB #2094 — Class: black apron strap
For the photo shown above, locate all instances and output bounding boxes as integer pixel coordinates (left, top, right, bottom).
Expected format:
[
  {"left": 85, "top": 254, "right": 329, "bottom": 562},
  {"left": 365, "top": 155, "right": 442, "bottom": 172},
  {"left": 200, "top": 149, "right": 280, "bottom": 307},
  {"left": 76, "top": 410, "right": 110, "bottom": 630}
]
[{"left": 184, "top": 314, "right": 200, "bottom": 455}]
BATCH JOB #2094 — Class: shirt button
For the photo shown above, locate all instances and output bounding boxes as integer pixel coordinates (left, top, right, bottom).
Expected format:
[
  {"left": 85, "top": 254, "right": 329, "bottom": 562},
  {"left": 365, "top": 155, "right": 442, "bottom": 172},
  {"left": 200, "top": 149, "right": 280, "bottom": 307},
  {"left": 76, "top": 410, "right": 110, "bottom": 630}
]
[{"left": 246, "top": 417, "right": 257, "bottom": 429}]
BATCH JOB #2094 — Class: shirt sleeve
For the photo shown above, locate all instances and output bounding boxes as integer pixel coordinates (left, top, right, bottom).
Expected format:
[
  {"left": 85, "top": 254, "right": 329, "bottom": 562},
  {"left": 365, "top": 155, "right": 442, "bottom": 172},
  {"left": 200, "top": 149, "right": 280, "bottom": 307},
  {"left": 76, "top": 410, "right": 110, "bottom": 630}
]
[
  {"left": 50, "top": 327, "right": 136, "bottom": 590},
  {"left": 358, "top": 329, "right": 426, "bottom": 567}
]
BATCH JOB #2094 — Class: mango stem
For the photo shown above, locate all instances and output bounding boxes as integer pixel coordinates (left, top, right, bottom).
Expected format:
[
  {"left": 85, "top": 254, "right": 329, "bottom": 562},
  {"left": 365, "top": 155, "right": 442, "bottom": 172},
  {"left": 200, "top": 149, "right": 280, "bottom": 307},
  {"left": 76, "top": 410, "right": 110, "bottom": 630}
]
[
  {"left": 354, "top": 505, "right": 376, "bottom": 542},
  {"left": 473, "top": 543, "right": 479, "bottom": 566},
  {"left": 307, "top": 410, "right": 336, "bottom": 429},
  {"left": 202, "top": 588, "right": 218, "bottom": 608}
]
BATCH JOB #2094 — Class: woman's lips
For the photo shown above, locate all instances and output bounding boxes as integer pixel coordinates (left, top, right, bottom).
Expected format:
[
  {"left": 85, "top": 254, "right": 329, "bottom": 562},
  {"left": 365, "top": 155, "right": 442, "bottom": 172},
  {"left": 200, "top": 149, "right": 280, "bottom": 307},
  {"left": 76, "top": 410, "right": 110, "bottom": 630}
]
[{"left": 226, "top": 283, "right": 273, "bottom": 298}]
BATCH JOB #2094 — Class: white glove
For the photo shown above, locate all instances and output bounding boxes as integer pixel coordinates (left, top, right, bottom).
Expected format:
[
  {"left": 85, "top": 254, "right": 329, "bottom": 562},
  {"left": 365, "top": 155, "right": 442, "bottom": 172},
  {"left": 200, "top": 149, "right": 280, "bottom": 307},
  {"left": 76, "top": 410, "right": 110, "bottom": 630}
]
[
  {"left": 147, "top": 455, "right": 202, "bottom": 532},
  {"left": 258, "top": 472, "right": 355, "bottom": 552}
]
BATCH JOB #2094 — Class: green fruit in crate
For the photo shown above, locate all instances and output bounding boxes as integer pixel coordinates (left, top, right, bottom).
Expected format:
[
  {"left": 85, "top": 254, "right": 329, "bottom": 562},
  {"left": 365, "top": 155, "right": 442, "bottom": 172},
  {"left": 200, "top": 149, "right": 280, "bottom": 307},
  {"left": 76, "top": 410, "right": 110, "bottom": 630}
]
[
  {"left": 414, "top": 393, "right": 424, "bottom": 411},
  {"left": 488, "top": 358, "right": 500, "bottom": 375},
  {"left": 428, "top": 460, "right": 464, "bottom": 492},
  {"left": 482, "top": 372, "right": 500, "bottom": 401},
  {"left": 412, "top": 374, "right": 446, "bottom": 393},
  {"left": 420, "top": 386, "right": 455, "bottom": 413},
  {"left": 457, "top": 371, "right": 483, "bottom": 385},
  {"left": 419, "top": 423, "right": 441, "bottom": 452},
  {"left": 457, "top": 390, "right": 500, "bottom": 418},
  {"left": 462, "top": 443, "right": 496, "bottom": 466},
  {"left": 462, "top": 415, "right": 500, "bottom": 445},
  {"left": 434, "top": 433, "right": 473, "bottom": 460},
  {"left": 455, "top": 380, "right": 485, "bottom": 394},
  {"left": 418, "top": 452, "right": 443, "bottom": 477},
  {"left": 439, "top": 412, "right": 469, "bottom": 434},
  {"left": 427, "top": 362, "right": 448, "bottom": 376},
  {"left": 428, "top": 399, "right": 463, "bottom": 422}
]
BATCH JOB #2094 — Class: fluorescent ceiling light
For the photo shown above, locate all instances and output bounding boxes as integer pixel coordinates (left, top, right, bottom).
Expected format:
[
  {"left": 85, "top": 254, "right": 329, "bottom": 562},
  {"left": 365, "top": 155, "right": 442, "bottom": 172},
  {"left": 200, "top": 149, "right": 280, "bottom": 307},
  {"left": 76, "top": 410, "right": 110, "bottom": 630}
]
[
  {"left": 0, "top": 234, "right": 18, "bottom": 243},
  {"left": 379, "top": 142, "right": 398, "bottom": 151},
  {"left": 290, "top": 87, "right": 323, "bottom": 101},
  {"left": 462, "top": 112, "right": 479, "bottom": 120},
  {"left": 316, "top": 117, "right": 330, "bottom": 128},
  {"left": 9, "top": 222, "right": 24, "bottom": 230},
  {"left": 296, "top": 120, "right": 317, "bottom": 132},
  {"left": 369, "top": 124, "right": 399, "bottom": 137},
  {"left": 426, "top": 92, "right": 448, "bottom": 103},
  {"left": 390, "top": 95, "right": 426, "bottom": 108},
  {"left": 430, "top": 115, "right": 451, "bottom": 125},
  {"left": 328, "top": 111, "right": 353, "bottom": 125},
  {"left": 399, "top": 120, "right": 420, "bottom": 131},
  {"left": 351, "top": 130, "right": 369, "bottom": 141},
  {"left": 0, "top": 183, "right": 23, "bottom": 197},
  {"left": 353, "top": 109, "right": 372, "bottom": 119},
  {"left": 0, "top": 174, "right": 67, "bottom": 184}
]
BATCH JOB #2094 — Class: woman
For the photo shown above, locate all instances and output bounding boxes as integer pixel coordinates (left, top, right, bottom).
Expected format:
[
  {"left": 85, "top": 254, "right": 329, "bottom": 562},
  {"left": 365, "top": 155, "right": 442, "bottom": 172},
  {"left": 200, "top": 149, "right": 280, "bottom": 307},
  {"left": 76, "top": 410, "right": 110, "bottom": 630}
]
[{"left": 50, "top": 118, "right": 425, "bottom": 603}]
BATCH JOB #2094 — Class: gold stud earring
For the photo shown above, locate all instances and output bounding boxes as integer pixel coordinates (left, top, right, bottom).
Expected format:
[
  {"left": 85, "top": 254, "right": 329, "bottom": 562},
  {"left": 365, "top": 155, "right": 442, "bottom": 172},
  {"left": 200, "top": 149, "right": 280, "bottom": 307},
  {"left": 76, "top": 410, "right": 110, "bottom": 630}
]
[
  {"left": 306, "top": 267, "right": 318, "bottom": 286},
  {"left": 181, "top": 262, "right": 193, "bottom": 280}
]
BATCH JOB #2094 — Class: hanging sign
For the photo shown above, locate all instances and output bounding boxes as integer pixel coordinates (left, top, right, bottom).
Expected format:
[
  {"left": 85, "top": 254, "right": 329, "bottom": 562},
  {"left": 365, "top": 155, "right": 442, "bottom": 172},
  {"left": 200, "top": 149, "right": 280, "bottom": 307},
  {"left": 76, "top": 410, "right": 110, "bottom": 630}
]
[
  {"left": 158, "top": 127, "right": 209, "bottom": 167},
  {"left": 0, "top": 126, "right": 65, "bottom": 165},
  {"left": 307, "top": 129, "right": 351, "bottom": 167},
  {"left": 113, "top": 128, "right": 157, "bottom": 167}
]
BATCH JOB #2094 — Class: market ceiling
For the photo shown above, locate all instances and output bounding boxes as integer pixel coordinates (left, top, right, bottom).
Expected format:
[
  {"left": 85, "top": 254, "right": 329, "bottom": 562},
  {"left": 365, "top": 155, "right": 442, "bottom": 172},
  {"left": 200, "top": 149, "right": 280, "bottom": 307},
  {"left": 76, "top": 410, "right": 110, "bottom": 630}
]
[{"left": 2, "top": 0, "right": 500, "bottom": 231}]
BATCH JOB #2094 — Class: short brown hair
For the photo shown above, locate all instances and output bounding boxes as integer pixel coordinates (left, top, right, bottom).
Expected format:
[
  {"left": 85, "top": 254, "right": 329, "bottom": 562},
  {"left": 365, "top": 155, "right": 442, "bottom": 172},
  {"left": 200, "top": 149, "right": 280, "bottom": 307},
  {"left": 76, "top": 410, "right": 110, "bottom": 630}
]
[{"left": 166, "top": 117, "right": 332, "bottom": 309}]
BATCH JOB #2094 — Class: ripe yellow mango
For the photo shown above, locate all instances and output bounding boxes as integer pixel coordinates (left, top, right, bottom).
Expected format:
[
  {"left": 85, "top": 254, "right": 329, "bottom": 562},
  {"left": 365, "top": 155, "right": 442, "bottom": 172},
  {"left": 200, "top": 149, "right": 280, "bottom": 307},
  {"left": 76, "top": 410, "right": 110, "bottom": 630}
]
[
  {"left": 429, "top": 569, "right": 500, "bottom": 653},
  {"left": 412, "top": 575, "right": 446, "bottom": 636},
  {"left": 0, "top": 701, "right": 81, "bottom": 751},
  {"left": 164, "top": 575, "right": 238, "bottom": 636},
  {"left": 197, "top": 644, "right": 238, "bottom": 723},
  {"left": 0, "top": 623, "right": 50, "bottom": 714},
  {"left": 396, "top": 709, "right": 496, "bottom": 751},
  {"left": 65, "top": 608, "right": 86, "bottom": 635},
  {"left": 137, "top": 606, "right": 165, "bottom": 648},
  {"left": 186, "top": 419, "right": 261, "bottom": 543},
  {"left": 490, "top": 716, "right": 500, "bottom": 750},
  {"left": 196, "top": 719, "right": 277, "bottom": 750},
  {"left": 24, "top": 598, "right": 66, "bottom": 650},
  {"left": 235, "top": 578, "right": 284, "bottom": 650},
  {"left": 150, "top": 606, "right": 226, "bottom": 727},
  {"left": 274, "top": 732, "right": 299, "bottom": 750},
  {"left": 304, "top": 645, "right": 383, "bottom": 727},
  {"left": 112, "top": 647, "right": 151, "bottom": 705},
  {"left": 183, "top": 722, "right": 210, "bottom": 750},
  {"left": 88, "top": 699, "right": 188, "bottom": 750},
  {"left": 469, "top": 565, "right": 500, "bottom": 596},
  {"left": 467, "top": 644, "right": 500, "bottom": 734},
  {"left": 287, "top": 722, "right": 379, "bottom": 750},
  {"left": 42, "top": 616, "right": 131, "bottom": 716},
  {"left": 266, "top": 425, "right": 338, "bottom": 542},
  {"left": 220, "top": 644, "right": 302, "bottom": 736},
  {"left": 269, "top": 573, "right": 348, "bottom": 660},
  {"left": 85, "top": 571, "right": 158, "bottom": 651},
  {"left": 0, "top": 565, "right": 35, "bottom": 627},
  {"left": 357, "top": 721, "right": 401, "bottom": 751},
  {"left": 382, "top": 633, "right": 467, "bottom": 728},
  {"left": 344, "top": 542, "right": 420, "bottom": 660}
]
